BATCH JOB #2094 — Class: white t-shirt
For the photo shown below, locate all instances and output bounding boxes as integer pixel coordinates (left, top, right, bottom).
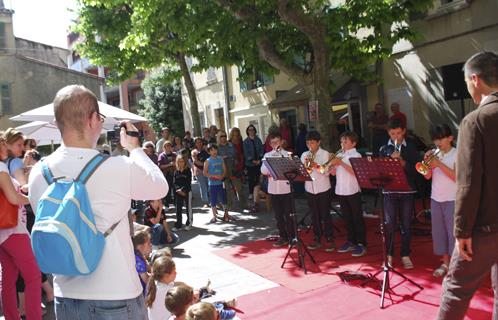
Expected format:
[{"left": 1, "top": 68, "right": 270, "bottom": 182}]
[
  {"left": 261, "top": 149, "right": 291, "bottom": 195},
  {"left": 301, "top": 148, "right": 331, "bottom": 194},
  {"left": 148, "top": 281, "right": 174, "bottom": 320},
  {"left": 0, "top": 162, "right": 28, "bottom": 245},
  {"left": 28, "top": 146, "right": 168, "bottom": 300},
  {"left": 431, "top": 147, "right": 457, "bottom": 202},
  {"left": 334, "top": 148, "right": 362, "bottom": 196}
]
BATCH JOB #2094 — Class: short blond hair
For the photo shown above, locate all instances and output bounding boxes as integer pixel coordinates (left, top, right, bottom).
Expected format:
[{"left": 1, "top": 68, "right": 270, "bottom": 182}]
[
  {"left": 53, "top": 85, "right": 99, "bottom": 135},
  {"left": 186, "top": 302, "right": 217, "bottom": 320}
]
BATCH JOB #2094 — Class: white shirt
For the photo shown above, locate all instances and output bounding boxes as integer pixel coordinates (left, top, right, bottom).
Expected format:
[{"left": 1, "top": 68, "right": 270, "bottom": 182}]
[
  {"left": 148, "top": 281, "right": 174, "bottom": 320},
  {"left": 0, "top": 162, "right": 28, "bottom": 245},
  {"left": 301, "top": 148, "right": 331, "bottom": 194},
  {"left": 431, "top": 147, "right": 457, "bottom": 202},
  {"left": 334, "top": 148, "right": 362, "bottom": 196},
  {"left": 28, "top": 146, "right": 168, "bottom": 300},
  {"left": 261, "top": 149, "right": 291, "bottom": 195}
]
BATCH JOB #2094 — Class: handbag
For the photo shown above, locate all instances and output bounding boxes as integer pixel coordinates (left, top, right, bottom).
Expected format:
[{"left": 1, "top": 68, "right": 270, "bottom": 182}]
[{"left": 0, "top": 190, "right": 19, "bottom": 229}]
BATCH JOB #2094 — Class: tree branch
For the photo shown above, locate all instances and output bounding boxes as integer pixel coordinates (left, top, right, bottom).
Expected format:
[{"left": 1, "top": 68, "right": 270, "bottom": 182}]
[
  {"left": 256, "top": 39, "right": 311, "bottom": 85},
  {"left": 276, "top": 0, "right": 321, "bottom": 40},
  {"left": 218, "top": 0, "right": 311, "bottom": 86}
]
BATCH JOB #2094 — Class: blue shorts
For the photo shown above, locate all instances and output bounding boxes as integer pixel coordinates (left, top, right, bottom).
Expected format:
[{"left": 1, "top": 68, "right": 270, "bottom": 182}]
[{"left": 209, "top": 184, "right": 226, "bottom": 207}]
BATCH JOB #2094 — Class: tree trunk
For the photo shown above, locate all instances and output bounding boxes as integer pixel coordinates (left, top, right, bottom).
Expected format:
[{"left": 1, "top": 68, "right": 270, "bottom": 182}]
[{"left": 176, "top": 52, "right": 201, "bottom": 137}]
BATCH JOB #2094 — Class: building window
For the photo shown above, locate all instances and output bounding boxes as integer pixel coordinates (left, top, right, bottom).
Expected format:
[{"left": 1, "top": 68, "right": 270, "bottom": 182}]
[
  {"left": 206, "top": 67, "right": 217, "bottom": 84},
  {"left": 427, "top": 0, "right": 469, "bottom": 18},
  {"left": 238, "top": 67, "right": 274, "bottom": 92},
  {"left": 0, "top": 23, "right": 6, "bottom": 50},
  {"left": 1, "top": 84, "right": 12, "bottom": 114},
  {"left": 199, "top": 111, "right": 206, "bottom": 129}
]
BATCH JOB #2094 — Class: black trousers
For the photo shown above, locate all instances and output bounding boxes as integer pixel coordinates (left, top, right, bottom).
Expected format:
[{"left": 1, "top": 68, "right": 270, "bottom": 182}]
[
  {"left": 307, "top": 190, "right": 333, "bottom": 241},
  {"left": 338, "top": 192, "right": 366, "bottom": 246},
  {"left": 164, "top": 174, "right": 174, "bottom": 205},
  {"left": 271, "top": 193, "right": 294, "bottom": 240},
  {"left": 247, "top": 165, "right": 261, "bottom": 195},
  {"left": 175, "top": 192, "right": 191, "bottom": 228}
]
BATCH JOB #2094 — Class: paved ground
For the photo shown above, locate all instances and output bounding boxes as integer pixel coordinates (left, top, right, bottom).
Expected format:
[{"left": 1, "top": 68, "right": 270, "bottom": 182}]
[{"left": 1, "top": 181, "right": 379, "bottom": 319}]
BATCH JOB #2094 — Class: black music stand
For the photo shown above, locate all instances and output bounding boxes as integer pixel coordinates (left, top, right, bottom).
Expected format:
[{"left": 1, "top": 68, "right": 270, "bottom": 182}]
[
  {"left": 350, "top": 157, "right": 423, "bottom": 309},
  {"left": 264, "top": 157, "right": 316, "bottom": 274}
]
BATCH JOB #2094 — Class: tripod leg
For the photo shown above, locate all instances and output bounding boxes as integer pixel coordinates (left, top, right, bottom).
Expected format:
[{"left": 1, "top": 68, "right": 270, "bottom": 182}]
[
  {"left": 296, "top": 240, "right": 307, "bottom": 274},
  {"left": 301, "top": 240, "right": 317, "bottom": 264},
  {"left": 389, "top": 268, "right": 424, "bottom": 290},
  {"left": 281, "top": 242, "right": 295, "bottom": 268},
  {"left": 380, "top": 266, "right": 390, "bottom": 309}
]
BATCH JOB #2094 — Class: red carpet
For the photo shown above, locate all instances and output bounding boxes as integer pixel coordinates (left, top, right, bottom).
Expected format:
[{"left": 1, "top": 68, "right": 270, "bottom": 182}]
[{"left": 215, "top": 218, "right": 494, "bottom": 319}]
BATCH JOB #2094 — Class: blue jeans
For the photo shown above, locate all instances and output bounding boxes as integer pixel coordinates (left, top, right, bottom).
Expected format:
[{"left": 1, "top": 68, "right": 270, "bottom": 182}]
[
  {"left": 197, "top": 174, "right": 209, "bottom": 204},
  {"left": 55, "top": 295, "right": 146, "bottom": 320},
  {"left": 151, "top": 224, "right": 179, "bottom": 246},
  {"left": 383, "top": 193, "right": 414, "bottom": 257}
]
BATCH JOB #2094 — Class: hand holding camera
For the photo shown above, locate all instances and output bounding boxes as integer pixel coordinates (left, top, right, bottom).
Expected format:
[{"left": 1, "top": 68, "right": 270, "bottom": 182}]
[{"left": 118, "top": 122, "right": 141, "bottom": 151}]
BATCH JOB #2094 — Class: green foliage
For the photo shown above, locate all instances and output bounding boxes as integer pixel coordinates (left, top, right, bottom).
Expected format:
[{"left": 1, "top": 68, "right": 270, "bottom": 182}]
[
  {"left": 138, "top": 67, "right": 184, "bottom": 135},
  {"left": 75, "top": 0, "right": 431, "bottom": 87}
]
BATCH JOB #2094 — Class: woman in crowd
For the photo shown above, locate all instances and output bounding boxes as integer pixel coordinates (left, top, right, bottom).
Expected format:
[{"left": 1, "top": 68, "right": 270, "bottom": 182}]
[
  {"left": 4, "top": 128, "right": 29, "bottom": 188},
  {"left": 191, "top": 137, "right": 210, "bottom": 208},
  {"left": 0, "top": 132, "right": 42, "bottom": 320},
  {"left": 229, "top": 127, "right": 247, "bottom": 209},
  {"left": 243, "top": 124, "right": 264, "bottom": 201},
  {"left": 173, "top": 136, "right": 183, "bottom": 153}
]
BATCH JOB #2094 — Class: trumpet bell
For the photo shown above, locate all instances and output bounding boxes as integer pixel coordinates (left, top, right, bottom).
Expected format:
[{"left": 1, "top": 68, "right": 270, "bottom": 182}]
[{"left": 416, "top": 162, "right": 430, "bottom": 175}]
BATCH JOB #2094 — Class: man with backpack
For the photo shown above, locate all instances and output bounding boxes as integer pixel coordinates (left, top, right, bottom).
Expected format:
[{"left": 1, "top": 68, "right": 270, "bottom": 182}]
[{"left": 28, "top": 85, "right": 168, "bottom": 319}]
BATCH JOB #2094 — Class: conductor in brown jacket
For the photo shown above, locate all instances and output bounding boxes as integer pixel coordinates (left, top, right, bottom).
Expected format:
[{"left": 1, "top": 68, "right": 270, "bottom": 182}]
[{"left": 438, "top": 51, "right": 498, "bottom": 319}]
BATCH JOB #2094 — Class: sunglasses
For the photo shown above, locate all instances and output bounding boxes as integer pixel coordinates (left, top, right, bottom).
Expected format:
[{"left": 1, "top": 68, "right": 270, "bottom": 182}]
[{"left": 220, "top": 135, "right": 227, "bottom": 138}]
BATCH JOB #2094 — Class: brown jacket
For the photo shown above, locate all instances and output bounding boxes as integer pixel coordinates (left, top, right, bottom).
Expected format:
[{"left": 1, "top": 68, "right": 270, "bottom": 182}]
[{"left": 454, "top": 93, "right": 498, "bottom": 238}]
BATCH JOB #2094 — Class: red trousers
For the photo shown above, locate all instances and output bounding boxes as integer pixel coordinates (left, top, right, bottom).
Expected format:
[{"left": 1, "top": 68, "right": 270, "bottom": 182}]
[{"left": 0, "top": 234, "right": 41, "bottom": 320}]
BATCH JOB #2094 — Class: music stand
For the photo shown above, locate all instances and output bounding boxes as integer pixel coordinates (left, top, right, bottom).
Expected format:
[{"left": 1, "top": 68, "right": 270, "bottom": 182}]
[
  {"left": 349, "top": 157, "right": 423, "bottom": 309},
  {"left": 264, "top": 157, "right": 316, "bottom": 274}
]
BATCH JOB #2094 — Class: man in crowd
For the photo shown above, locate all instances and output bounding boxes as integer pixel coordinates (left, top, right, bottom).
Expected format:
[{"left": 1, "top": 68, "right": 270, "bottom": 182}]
[
  {"left": 437, "top": 51, "right": 498, "bottom": 319},
  {"left": 28, "top": 85, "right": 168, "bottom": 319},
  {"left": 156, "top": 127, "right": 171, "bottom": 153},
  {"left": 389, "top": 102, "right": 407, "bottom": 129}
]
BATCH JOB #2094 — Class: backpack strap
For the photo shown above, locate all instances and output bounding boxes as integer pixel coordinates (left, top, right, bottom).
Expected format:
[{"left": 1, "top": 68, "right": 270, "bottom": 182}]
[
  {"left": 77, "top": 154, "right": 109, "bottom": 184},
  {"left": 40, "top": 160, "right": 55, "bottom": 185},
  {"left": 103, "top": 219, "right": 121, "bottom": 238}
]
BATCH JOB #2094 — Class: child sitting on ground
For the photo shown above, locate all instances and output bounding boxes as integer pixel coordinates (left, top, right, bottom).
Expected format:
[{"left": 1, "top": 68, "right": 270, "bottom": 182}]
[
  {"left": 132, "top": 229, "right": 153, "bottom": 295},
  {"left": 249, "top": 174, "right": 270, "bottom": 213},
  {"left": 146, "top": 256, "right": 177, "bottom": 320},
  {"left": 166, "top": 282, "right": 237, "bottom": 320},
  {"left": 166, "top": 282, "right": 196, "bottom": 320},
  {"left": 144, "top": 199, "right": 179, "bottom": 246},
  {"left": 186, "top": 302, "right": 217, "bottom": 320}
]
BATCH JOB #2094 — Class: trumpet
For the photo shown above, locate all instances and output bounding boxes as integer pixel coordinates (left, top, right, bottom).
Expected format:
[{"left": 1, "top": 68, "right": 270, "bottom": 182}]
[
  {"left": 416, "top": 149, "right": 440, "bottom": 175},
  {"left": 318, "top": 149, "right": 343, "bottom": 174},
  {"left": 304, "top": 151, "right": 317, "bottom": 174}
]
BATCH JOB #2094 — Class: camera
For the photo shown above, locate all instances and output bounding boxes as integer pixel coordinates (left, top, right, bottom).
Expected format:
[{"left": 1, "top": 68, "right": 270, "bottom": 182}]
[
  {"left": 107, "top": 123, "right": 143, "bottom": 143},
  {"left": 31, "top": 150, "right": 42, "bottom": 162}
]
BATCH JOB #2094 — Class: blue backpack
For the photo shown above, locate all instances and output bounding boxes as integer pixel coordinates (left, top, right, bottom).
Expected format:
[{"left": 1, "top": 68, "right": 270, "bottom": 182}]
[{"left": 31, "top": 154, "right": 119, "bottom": 276}]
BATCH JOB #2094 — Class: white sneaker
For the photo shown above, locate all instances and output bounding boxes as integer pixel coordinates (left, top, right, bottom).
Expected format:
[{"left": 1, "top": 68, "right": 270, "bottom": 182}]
[
  {"left": 387, "top": 255, "right": 393, "bottom": 267},
  {"left": 401, "top": 256, "right": 414, "bottom": 269},
  {"left": 184, "top": 226, "right": 192, "bottom": 231}
]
